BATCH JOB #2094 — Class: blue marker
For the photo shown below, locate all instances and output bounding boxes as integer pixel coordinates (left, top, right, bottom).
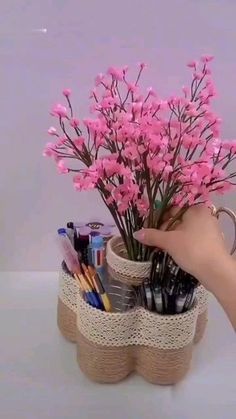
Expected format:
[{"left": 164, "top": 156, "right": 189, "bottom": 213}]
[{"left": 91, "top": 236, "right": 105, "bottom": 269}]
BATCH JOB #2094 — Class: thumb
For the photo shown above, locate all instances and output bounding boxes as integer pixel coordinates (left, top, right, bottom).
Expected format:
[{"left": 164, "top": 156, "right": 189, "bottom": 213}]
[{"left": 133, "top": 228, "right": 171, "bottom": 250}]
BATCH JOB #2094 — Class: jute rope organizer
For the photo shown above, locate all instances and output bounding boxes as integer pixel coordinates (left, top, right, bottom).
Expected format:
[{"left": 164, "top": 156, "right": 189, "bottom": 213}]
[
  {"left": 57, "top": 264, "right": 208, "bottom": 347},
  {"left": 75, "top": 236, "right": 208, "bottom": 385},
  {"left": 58, "top": 206, "right": 236, "bottom": 383},
  {"left": 76, "top": 289, "right": 198, "bottom": 384},
  {"left": 106, "top": 235, "right": 209, "bottom": 344}
]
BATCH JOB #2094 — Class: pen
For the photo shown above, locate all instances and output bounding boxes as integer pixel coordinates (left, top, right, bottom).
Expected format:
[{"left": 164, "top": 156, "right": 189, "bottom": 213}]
[
  {"left": 74, "top": 227, "right": 90, "bottom": 265},
  {"left": 57, "top": 228, "right": 81, "bottom": 275},
  {"left": 81, "top": 263, "right": 95, "bottom": 289},
  {"left": 175, "top": 284, "right": 187, "bottom": 314},
  {"left": 144, "top": 280, "right": 154, "bottom": 311},
  {"left": 88, "top": 266, "right": 112, "bottom": 312},
  {"left": 66, "top": 222, "right": 75, "bottom": 246},
  {"left": 74, "top": 273, "right": 89, "bottom": 303},
  {"left": 153, "top": 285, "right": 163, "bottom": 313},
  {"left": 91, "top": 236, "right": 105, "bottom": 269},
  {"left": 78, "top": 273, "right": 102, "bottom": 309}
]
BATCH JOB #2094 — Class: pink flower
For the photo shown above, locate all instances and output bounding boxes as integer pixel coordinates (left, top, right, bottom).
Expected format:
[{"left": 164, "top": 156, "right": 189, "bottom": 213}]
[
  {"left": 107, "top": 66, "right": 123, "bottom": 81},
  {"left": 186, "top": 108, "right": 198, "bottom": 117},
  {"left": 204, "top": 68, "right": 212, "bottom": 75},
  {"left": 122, "top": 145, "right": 139, "bottom": 161},
  {"left": 164, "top": 165, "right": 173, "bottom": 174},
  {"left": 164, "top": 153, "right": 173, "bottom": 163},
  {"left": 44, "top": 59, "right": 236, "bottom": 221},
  {"left": 138, "top": 144, "right": 146, "bottom": 155},
  {"left": 70, "top": 118, "right": 80, "bottom": 128},
  {"left": 187, "top": 60, "right": 197, "bottom": 69},
  {"left": 185, "top": 193, "right": 197, "bottom": 206},
  {"left": 138, "top": 62, "right": 148, "bottom": 70},
  {"left": 57, "top": 136, "right": 67, "bottom": 145},
  {"left": 51, "top": 103, "right": 68, "bottom": 118},
  {"left": 117, "top": 202, "right": 129, "bottom": 215},
  {"left": 106, "top": 196, "right": 115, "bottom": 205},
  {"left": 147, "top": 87, "right": 156, "bottom": 97},
  {"left": 132, "top": 101, "right": 143, "bottom": 113},
  {"left": 63, "top": 88, "right": 72, "bottom": 97},
  {"left": 105, "top": 184, "right": 114, "bottom": 193},
  {"left": 147, "top": 157, "right": 165, "bottom": 174},
  {"left": 158, "top": 100, "right": 168, "bottom": 110},
  {"left": 117, "top": 125, "right": 135, "bottom": 142},
  {"left": 213, "top": 181, "right": 232, "bottom": 195},
  {"left": 229, "top": 140, "right": 236, "bottom": 153},
  {"left": 100, "top": 96, "right": 118, "bottom": 109},
  {"left": 73, "top": 170, "right": 98, "bottom": 191},
  {"left": 193, "top": 72, "right": 202, "bottom": 81},
  {"left": 104, "top": 160, "right": 121, "bottom": 177},
  {"left": 136, "top": 197, "right": 149, "bottom": 216},
  {"left": 174, "top": 192, "right": 188, "bottom": 207},
  {"left": 207, "top": 83, "right": 217, "bottom": 97},
  {"left": 74, "top": 136, "right": 85, "bottom": 150},
  {"left": 57, "top": 159, "right": 69, "bottom": 174},
  {"left": 47, "top": 126, "right": 57, "bottom": 136},
  {"left": 42, "top": 142, "right": 56, "bottom": 157},
  {"left": 95, "top": 73, "right": 105, "bottom": 86},
  {"left": 201, "top": 55, "right": 214, "bottom": 63},
  {"left": 126, "top": 82, "right": 138, "bottom": 93}
]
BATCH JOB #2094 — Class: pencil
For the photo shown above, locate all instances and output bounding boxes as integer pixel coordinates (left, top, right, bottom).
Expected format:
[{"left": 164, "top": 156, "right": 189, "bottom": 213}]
[
  {"left": 74, "top": 273, "right": 83, "bottom": 289},
  {"left": 81, "top": 263, "right": 95, "bottom": 289},
  {"left": 88, "top": 266, "right": 112, "bottom": 312},
  {"left": 80, "top": 272, "right": 103, "bottom": 309}
]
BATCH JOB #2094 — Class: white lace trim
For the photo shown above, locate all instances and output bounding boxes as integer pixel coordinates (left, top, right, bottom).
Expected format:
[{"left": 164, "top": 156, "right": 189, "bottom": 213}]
[
  {"left": 59, "top": 268, "right": 208, "bottom": 349},
  {"left": 196, "top": 285, "right": 209, "bottom": 314},
  {"left": 76, "top": 291, "right": 198, "bottom": 350},
  {"left": 106, "top": 236, "right": 152, "bottom": 283},
  {"left": 58, "top": 269, "right": 77, "bottom": 313}
]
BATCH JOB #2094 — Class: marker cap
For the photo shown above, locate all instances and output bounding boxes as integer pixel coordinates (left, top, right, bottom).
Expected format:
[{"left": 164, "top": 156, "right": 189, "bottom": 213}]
[
  {"left": 91, "top": 235, "right": 104, "bottom": 248},
  {"left": 58, "top": 228, "right": 67, "bottom": 235}
]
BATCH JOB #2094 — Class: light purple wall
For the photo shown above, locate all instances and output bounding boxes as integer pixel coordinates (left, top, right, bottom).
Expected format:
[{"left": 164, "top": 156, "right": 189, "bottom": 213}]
[{"left": 1, "top": 0, "right": 236, "bottom": 271}]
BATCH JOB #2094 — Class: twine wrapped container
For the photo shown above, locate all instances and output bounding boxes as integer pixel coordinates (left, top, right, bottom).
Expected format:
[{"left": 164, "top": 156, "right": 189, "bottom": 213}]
[
  {"left": 106, "top": 236, "right": 209, "bottom": 343},
  {"left": 57, "top": 262, "right": 77, "bottom": 342},
  {"left": 58, "top": 236, "right": 209, "bottom": 384},
  {"left": 106, "top": 236, "right": 152, "bottom": 286},
  {"left": 75, "top": 236, "right": 207, "bottom": 385},
  {"left": 76, "top": 291, "right": 198, "bottom": 384}
]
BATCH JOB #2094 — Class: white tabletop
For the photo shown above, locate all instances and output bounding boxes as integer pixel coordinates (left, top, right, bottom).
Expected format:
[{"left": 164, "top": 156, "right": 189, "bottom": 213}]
[{"left": 0, "top": 272, "right": 235, "bottom": 419}]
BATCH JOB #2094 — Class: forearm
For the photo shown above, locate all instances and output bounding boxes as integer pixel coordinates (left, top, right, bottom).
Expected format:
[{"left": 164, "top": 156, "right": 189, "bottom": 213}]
[{"left": 198, "top": 255, "right": 236, "bottom": 330}]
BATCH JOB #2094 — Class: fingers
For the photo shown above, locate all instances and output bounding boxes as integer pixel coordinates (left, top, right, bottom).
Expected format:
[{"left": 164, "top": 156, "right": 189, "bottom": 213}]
[
  {"left": 133, "top": 228, "right": 171, "bottom": 250},
  {"left": 184, "top": 203, "right": 212, "bottom": 218},
  {"left": 162, "top": 206, "right": 181, "bottom": 223},
  {"left": 160, "top": 219, "right": 182, "bottom": 231}
]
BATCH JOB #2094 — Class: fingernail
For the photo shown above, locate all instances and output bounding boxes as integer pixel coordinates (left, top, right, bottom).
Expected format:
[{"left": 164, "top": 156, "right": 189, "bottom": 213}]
[{"left": 133, "top": 230, "right": 145, "bottom": 242}]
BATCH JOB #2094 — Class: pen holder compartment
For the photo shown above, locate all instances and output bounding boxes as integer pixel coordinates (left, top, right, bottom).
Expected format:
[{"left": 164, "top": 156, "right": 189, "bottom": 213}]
[
  {"left": 107, "top": 235, "right": 209, "bottom": 342},
  {"left": 106, "top": 236, "right": 152, "bottom": 286},
  {"left": 76, "top": 291, "right": 199, "bottom": 385},
  {"left": 57, "top": 262, "right": 78, "bottom": 342}
]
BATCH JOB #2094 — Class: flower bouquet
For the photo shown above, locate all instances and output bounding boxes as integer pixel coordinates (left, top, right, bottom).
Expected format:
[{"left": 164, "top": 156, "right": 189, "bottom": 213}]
[
  {"left": 45, "top": 56, "right": 236, "bottom": 383},
  {"left": 44, "top": 55, "right": 236, "bottom": 259}
]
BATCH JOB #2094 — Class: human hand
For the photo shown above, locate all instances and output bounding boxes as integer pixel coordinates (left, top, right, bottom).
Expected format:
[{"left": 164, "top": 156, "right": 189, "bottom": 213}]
[{"left": 133, "top": 205, "right": 231, "bottom": 291}]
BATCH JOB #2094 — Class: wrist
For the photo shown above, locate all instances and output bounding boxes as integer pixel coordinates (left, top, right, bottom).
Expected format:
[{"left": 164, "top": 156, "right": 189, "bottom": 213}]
[{"left": 197, "top": 252, "right": 235, "bottom": 294}]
